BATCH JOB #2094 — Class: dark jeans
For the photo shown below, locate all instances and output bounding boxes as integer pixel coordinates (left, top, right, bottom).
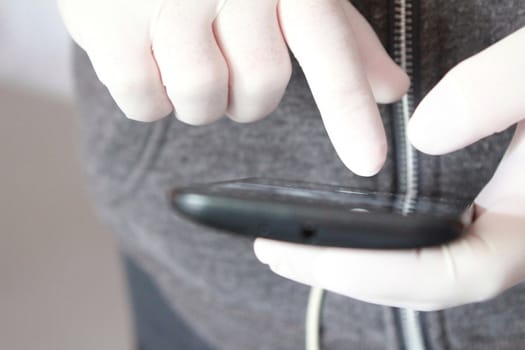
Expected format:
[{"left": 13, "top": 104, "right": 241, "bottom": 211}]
[{"left": 124, "top": 256, "right": 215, "bottom": 350}]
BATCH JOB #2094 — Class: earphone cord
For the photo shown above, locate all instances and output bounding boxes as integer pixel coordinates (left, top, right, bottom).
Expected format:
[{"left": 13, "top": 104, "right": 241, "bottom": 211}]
[{"left": 305, "top": 286, "right": 325, "bottom": 350}]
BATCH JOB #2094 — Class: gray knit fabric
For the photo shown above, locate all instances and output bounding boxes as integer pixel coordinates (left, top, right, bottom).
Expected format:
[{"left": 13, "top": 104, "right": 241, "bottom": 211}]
[{"left": 73, "top": 0, "right": 525, "bottom": 349}]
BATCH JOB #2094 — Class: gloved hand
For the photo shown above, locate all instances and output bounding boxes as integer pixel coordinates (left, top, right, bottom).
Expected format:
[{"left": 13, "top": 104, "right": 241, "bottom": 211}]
[
  {"left": 58, "top": 0, "right": 409, "bottom": 176},
  {"left": 254, "top": 27, "right": 525, "bottom": 311}
]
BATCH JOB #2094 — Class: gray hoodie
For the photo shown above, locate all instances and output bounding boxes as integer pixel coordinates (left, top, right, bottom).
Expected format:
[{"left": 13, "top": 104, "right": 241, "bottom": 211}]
[{"left": 73, "top": 0, "right": 525, "bottom": 349}]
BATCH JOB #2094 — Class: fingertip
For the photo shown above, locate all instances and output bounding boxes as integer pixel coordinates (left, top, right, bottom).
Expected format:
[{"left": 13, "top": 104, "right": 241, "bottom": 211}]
[
  {"left": 341, "top": 138, "right": 387, "bottom": 177},
  {"left": 124, "top": 105, "right": 173, "bottom": 123},
  {"left": 161, "top": 66, "right": 229, "bottom": 126},
  {"left": 125, "top": 114, "right": 169, "bottom": 123},
  {"left": 175, "top": 111, "right": 224, "bottom": 126},
  {"left": 353, "top": 156, "right": 386, "bottom": 178},
  {"left": 407, "top": 115, "right": 433, "bottom": 154},
  {"left": 164, "top": 73, "right": 228, "bottom": 126},
  {"left": 226, "top": 112, "right": 267, "bottom": 124},
  {"left": 126, "top": 114, "right": 165, "bottom": 123},
  {"left": 224, "top": 85, "right": 286, "bottom": 124},
  {"left": 370, "top": 62, "right": 411, "bottom": 104},
  {"left": 225, "top": 104, "right": 275, "bottom": 124},
  {"left": 90, "top": 49, "right": 174, "bottom": 123},
  {"left": 408, "top": 99, "right": 450, "bottom": 155},
  {"left": 114, "top": 93, "right": 173, "bottom": 122},
  {"left": 381, "top": 67, "right": 411, "bottom": 103},
  {"left": 408, "top": 70, "right": 477, "bottom": 155}
]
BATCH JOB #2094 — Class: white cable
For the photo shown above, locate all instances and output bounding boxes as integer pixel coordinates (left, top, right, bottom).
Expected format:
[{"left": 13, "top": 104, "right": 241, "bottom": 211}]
[
  {"left": 306, "top": 286, "right": 325, "bottom": 350},
  {"left": 214, "top": 0, "right": 229, "bottom": 18}
]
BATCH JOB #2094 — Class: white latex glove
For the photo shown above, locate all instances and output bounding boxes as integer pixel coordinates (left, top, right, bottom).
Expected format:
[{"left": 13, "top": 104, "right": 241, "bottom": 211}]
[
  {"left": 254, "top": 27, "right": 525, "bottom": 311},
  {"left": 58, "top": 0, "right": 409, "bottom": 176}
]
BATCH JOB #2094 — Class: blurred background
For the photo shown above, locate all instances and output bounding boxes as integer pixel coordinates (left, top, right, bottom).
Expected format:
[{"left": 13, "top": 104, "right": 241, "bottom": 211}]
[{"left": 0, "top": 1, "right": 135, "bottom": 349}]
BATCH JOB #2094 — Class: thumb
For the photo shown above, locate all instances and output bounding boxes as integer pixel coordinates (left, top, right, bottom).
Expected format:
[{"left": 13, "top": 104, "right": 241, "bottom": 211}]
[
  {"left": 475, "top": 122, "right": 525, "bottom": 215},
  {"left": 408, "top": 27, "right": 525, "bottom": 155}
]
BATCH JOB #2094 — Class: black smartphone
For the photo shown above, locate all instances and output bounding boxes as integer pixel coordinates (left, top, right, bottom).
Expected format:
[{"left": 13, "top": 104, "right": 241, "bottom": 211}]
[{"left": 170, "top": 178, "right": 473, "bottom": 249}]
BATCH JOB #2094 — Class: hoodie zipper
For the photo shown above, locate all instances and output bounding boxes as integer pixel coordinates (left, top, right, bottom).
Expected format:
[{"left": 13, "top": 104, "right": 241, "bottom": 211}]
[
  {"left": 306, "top": 1, "right": 427, "bottom": 348},
  {"left": 389, "top": 0, "right": 428, "bottom": 350}
]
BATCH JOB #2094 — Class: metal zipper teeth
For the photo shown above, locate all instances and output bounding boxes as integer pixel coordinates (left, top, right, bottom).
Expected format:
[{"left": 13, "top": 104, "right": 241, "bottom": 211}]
[
  {"left": 390, "top": 1, "right": 426, "bottom": 350},
  {"left": 392, "top": 0, "right": 418, "bottom": 200}
]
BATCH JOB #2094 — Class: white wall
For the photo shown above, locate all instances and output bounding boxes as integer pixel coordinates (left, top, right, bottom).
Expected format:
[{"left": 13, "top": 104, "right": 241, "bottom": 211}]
[
  {"left": 0, "top": 0, "right": 73, "bottom": 98},
  {"left": 0, "top": 1, "right": 134, "bottom": 349}
]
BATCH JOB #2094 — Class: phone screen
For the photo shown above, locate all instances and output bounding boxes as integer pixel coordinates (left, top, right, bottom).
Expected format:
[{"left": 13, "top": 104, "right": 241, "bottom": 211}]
[{"left": 192, "top": 178, "right": 472, "bottom": 218}]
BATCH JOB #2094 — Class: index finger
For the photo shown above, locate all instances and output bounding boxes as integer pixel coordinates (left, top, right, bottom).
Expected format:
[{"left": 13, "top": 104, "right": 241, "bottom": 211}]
[{"left": 278, "top": 0, "right": 386, "bottom": 176}]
